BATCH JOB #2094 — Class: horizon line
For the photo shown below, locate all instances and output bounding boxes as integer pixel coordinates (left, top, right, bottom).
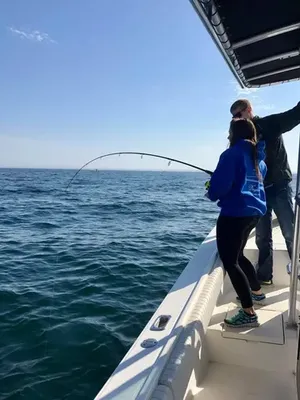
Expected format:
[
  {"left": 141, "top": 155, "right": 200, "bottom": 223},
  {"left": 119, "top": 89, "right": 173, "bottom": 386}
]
[
  {"left": 0, "top": 167, "right": 205, "bottom": 173},
  {"left": 0, "top": 167, "right": 298, "bottom": 174}
]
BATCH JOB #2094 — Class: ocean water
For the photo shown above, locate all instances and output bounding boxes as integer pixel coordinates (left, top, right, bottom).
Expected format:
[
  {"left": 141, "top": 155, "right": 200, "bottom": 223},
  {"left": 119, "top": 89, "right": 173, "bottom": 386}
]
[{"left": 0, "top": 169, "right": 218, "bottom": 400}]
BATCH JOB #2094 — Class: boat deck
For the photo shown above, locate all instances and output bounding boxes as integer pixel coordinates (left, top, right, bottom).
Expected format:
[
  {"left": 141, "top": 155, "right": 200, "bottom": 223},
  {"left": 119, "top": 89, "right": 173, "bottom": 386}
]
[
  {"left": 194, "top": 361, "right": 296, "bottom": 400},
  {"left": 193, "top": 222, "right": 298, "bottom": 400},
  {"left": 194, "top": 282, "right": 297, "bottom": 399}
]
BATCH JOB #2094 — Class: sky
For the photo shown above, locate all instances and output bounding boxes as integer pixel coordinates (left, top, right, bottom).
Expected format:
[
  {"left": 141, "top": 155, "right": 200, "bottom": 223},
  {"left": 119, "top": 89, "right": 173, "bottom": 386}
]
[{"left": 1, "top": 0, "right": 300, "bottom": 171}]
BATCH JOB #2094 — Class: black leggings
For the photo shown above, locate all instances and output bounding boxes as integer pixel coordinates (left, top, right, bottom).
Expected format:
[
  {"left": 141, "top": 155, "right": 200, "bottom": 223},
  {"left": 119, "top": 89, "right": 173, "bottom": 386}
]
[{"left": 217, "top": 215, "right": 261, "bottom": 309}]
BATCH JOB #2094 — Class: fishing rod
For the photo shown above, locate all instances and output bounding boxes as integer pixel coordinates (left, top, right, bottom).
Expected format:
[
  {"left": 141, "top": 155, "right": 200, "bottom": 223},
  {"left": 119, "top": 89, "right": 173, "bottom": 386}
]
[{"left": 66, "top": 151, "right": 213, "bottom": 189}]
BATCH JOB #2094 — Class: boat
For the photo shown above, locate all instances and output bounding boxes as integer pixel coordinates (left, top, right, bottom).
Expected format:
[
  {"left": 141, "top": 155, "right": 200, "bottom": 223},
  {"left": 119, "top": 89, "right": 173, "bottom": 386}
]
[{"left": 95, "top": 1, "right": 300, "bottom": 399}]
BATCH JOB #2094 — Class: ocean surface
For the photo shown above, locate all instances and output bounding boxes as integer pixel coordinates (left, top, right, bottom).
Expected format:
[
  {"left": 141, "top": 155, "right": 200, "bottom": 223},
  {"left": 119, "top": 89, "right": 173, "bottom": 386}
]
[{"left": 0, "top": 168, "right": 227, "bottom": 399}]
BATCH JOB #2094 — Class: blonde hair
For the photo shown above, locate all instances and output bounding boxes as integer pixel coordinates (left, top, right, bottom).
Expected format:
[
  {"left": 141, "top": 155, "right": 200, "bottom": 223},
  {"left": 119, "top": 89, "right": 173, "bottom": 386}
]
[{"left": 230, "top": 99, "right": 251, "bottom": 115}]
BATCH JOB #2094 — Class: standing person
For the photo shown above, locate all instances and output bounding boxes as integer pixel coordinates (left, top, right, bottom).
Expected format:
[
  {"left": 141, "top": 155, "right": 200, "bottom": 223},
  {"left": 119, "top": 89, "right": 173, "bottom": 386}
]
[
  {"left": 206, "top": 118, "right": 267, "bottom": 327},
  {"left": 230, "top": 100, "right": 300, "bottom": 285}
]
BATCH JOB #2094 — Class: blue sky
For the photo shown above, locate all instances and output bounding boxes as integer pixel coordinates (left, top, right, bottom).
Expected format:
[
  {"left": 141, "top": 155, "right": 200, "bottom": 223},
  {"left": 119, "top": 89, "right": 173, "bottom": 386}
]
[{"left": 1, "top": 1, "right": 300, "bottom": 170}]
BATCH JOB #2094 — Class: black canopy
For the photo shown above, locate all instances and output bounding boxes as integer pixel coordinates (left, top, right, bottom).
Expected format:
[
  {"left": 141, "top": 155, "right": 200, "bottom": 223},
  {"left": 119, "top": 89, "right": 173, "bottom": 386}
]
[{"left": 191, "top": 0, "right": 300, "bottom": 87}]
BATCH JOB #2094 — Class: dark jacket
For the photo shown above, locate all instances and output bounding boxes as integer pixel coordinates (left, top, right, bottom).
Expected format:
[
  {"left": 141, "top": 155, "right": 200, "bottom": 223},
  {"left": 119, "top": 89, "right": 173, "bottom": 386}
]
[
  {"left": 253, "top": 102, "right": 300, "bottom": 186},
  {"left": 207, "top": 140, "right": 267, "bottom": 217}
]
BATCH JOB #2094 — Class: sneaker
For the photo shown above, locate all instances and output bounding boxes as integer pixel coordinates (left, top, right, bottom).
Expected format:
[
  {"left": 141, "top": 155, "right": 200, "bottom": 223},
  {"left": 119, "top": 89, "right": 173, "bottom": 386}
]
[
  {"left": 259, "top": 279, "right": 273, "bottom": 286},
  {"left": 255, "top": 262, "right": 273, "bottom": 285},
  {"left": 286, "top": 262, "right": 300, "bottom": 278},
  {"left": 224, "top": 309, "right": 259, "bottom": 328},
  {"left": 236, "top": 292, "right": 266, "bottom": 305}
]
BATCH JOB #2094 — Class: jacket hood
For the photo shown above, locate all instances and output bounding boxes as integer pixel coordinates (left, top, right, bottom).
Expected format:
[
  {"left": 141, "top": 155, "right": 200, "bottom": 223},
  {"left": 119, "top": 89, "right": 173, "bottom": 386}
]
[{"left": 234, "top": 139, "right": 265, "bottom": 162}]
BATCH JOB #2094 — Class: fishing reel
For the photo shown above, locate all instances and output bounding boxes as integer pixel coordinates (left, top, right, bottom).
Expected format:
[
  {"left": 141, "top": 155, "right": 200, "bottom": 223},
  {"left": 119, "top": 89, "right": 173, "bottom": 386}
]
[{"left": 204, "top": 180, "right": 210, "bottom": 190}]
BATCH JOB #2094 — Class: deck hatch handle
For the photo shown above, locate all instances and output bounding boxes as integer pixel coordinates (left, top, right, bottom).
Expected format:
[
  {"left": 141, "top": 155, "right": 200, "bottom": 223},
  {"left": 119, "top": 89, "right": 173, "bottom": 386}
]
[{"left": 150, "top": 315, "right": 171, "bottom": 331}]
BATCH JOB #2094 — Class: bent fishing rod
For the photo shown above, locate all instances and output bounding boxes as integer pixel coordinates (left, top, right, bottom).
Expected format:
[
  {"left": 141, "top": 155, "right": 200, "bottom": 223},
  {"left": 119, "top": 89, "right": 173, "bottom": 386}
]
[{"left": 66, "top": 151, "right": 213, "bottom": 189}]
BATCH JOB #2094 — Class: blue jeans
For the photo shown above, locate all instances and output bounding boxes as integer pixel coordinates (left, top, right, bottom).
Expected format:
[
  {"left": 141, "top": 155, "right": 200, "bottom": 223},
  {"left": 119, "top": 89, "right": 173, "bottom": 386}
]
[{"left": 256, "top": 181, "right": 294, "bottom": 281}]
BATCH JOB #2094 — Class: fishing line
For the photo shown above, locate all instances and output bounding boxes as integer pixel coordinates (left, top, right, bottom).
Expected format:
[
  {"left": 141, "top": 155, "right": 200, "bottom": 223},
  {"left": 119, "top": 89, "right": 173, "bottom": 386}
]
[{"left": 66, "top": 151, "right": 213, "bottom": 189}]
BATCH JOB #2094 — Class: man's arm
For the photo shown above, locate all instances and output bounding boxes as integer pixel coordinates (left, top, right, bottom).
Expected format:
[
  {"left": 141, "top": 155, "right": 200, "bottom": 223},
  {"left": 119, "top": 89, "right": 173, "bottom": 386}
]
[{"left": 257, "top": 102, "right": 300, "bottom": 139}]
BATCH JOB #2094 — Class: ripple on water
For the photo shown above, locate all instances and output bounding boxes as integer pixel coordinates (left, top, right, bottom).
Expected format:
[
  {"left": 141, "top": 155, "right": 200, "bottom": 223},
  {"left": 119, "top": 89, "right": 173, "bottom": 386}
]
[{"left": 0, "top": 169, "right": 220, "bottom": 400}]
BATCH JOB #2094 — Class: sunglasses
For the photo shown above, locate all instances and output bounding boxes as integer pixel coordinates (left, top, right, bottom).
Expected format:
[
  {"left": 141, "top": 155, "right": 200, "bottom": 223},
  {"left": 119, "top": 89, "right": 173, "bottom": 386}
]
[{"left": 232, "top": 107, "right": 247, "bottom": 119}]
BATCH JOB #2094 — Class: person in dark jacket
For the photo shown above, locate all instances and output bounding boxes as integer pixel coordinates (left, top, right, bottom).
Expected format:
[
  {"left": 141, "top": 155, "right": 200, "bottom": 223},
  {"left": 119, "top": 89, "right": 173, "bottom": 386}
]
[
  {"left": 207, "top": 118, "right": 267, "bottom": 327},
  {"left": 230, "top": 99, "right": 300, "bottom": 285}
]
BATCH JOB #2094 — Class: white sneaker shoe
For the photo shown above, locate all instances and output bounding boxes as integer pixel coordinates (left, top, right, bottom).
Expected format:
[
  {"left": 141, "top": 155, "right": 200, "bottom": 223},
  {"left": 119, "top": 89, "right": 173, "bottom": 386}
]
[{"left": 286, "top": 262, "right": 300, "bottom": 278}]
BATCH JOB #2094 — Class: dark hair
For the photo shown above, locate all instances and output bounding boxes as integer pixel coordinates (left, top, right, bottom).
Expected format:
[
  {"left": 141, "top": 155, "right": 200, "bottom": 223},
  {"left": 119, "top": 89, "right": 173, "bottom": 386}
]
[
  {"left": 230, "top": 99, "right": 251, "bottom": 115},
  {"left": 229, "top": 118, "right": 261, "bottom": 180}
]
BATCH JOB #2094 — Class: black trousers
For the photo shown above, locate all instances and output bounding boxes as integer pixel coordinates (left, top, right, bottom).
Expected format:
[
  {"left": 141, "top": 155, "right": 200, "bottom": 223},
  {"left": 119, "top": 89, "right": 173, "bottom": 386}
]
[
  {"left": 217, "top": 215, "right": 261, "bottom": 309},
  {"left": 256, "top": 181, "right": 294, "bottom": 281}
]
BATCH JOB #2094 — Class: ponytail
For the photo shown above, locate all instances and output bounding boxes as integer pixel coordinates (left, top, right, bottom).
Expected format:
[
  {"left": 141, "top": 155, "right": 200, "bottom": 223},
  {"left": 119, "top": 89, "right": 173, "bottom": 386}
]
[
  {"left": 229, "top": 118, "right": 261, "bottom": 180},
  {"left": 250, "top": 142, "right": 262, "bottom": 181}
]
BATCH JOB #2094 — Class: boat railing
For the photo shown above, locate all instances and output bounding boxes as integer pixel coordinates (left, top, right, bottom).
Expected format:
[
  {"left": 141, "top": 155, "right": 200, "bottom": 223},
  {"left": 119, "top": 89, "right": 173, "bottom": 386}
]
[{"left": 288, "top": 133, "right": 300, "bottom": 327}]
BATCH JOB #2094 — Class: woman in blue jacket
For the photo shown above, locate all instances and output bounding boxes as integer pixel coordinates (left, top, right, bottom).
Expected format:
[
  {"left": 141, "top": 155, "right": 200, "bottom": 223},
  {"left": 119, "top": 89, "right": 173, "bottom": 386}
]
[{"left": 207, "top": 118, "right": 267, "bottom": 328}]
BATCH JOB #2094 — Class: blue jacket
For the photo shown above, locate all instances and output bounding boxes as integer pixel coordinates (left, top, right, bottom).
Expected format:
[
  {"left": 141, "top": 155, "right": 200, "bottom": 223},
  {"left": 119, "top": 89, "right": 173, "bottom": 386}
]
[{"left": 207, "top": 140, "right": 267, "bottom": 217}]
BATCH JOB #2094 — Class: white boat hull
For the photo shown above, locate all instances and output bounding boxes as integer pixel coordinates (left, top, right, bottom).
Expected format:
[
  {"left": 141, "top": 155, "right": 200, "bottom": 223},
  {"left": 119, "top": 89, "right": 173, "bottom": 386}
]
[{"left": 95, "top": 215, "right": 300, "bottom": 399}]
